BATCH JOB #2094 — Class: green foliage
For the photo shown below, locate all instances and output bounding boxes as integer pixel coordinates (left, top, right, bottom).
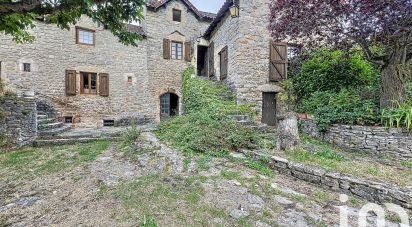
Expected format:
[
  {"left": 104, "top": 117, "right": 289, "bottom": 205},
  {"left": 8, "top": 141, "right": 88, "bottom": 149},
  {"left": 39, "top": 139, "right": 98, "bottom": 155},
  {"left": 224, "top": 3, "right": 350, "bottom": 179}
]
[
  {"left": 140, "top": 216, "right": 158, "bottom": 227},
  {"left": 120, "top": 126, "right": 142, "bottom": 149},
  {"left": 245, "top": 159, "right": 273, "bottom": 176},
  {"left": 293, "top": 49, "right": 379, "bottom": 101},
  {"left": 381, "top": 102, "right": 412, "bottom": 131},
  {"left": 1, "top": 0, "right": 145, "bottom": 46},
  {"left": 300, "top": 89, "right": 380, "bottom": 131},
  {"left": 157, "top": 66, "right": 258, "bottom": 154},
  {"left": 182, "top": 66, "right": 255, "bottom": 119},
  {"left": 313, "top": 148, "right": 344, "bottom": 161}
]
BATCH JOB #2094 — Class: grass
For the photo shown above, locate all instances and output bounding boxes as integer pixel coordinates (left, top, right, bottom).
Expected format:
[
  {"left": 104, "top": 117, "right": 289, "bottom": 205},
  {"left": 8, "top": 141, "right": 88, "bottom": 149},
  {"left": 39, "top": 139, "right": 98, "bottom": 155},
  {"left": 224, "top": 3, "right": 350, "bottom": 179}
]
[
  {"left": 281, "top": 135, "right": 412, "bottom": 187},
  {"left": 220, "top": 170, "right": 241, "bottom": 180},
  {"left": 401, "top": 160, "right": 412, "bottom": 168},
  {"left": 0, "top": 141, "right": 110, "bottom": 180},
  {"left": 113, "top": 174, "right": 236, "bottom": 226},
  {"left": 245, "top": 159, "right": 273, "bottom": 177}
]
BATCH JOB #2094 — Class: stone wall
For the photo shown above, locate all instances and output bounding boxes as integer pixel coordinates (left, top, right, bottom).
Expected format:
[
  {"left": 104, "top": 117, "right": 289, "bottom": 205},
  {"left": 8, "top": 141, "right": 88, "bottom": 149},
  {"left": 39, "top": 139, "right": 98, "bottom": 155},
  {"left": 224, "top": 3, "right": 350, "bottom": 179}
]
[
  {"left": 241, "top": 150, "right": 412, "bottom": 210},
  {"left": 300, "top": 120, "right": 412, "bottom": 158},
  {"left": 207, "top": 0, "right": 284, "bottom": 121},
  {"left": 0, "top": 97, "right": 37, "bottom": 146},
  {"left": 144, "top": 1, "right": 211, "bottom": 121}
]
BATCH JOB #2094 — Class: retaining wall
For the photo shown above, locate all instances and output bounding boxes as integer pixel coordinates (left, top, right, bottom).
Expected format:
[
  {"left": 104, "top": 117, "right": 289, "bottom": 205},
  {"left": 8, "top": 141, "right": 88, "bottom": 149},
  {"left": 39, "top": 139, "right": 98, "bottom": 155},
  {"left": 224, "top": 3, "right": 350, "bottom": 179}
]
[
  {"left": 241, "top": 150, "right": 412, "bottom": 210},
  {"left": 300, "top": 120, "right": 412, "bottom": 158},
  {"left": 0, "top": 96, "right": 37, "bottom": 147}
]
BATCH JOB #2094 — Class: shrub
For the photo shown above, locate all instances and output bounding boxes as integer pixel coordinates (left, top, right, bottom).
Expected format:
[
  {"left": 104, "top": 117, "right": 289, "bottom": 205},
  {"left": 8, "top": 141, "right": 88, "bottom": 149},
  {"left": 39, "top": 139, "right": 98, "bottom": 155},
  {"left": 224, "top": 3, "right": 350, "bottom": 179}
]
[
  {"left": 293, "top": 49, "right": 379, "bottom": 101},
  {"left": 381, "top": 102, "right": 412, "bottom": 131},
  {"left": 120, "top": 126, "right": 142, "bottom": 149},
  {"left": 157, "top": 66, "right": 258, "bottom": 154},
  {"left": 300, "top": 89, "right": 380, "bottom": 131}
]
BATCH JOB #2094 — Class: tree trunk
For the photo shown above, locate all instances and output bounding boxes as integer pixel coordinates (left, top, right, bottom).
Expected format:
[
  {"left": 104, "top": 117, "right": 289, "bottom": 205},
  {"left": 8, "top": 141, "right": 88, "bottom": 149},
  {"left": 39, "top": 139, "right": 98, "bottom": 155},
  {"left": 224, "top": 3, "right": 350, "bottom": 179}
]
[
  {"left": 276, "top": 113, "right": 300, "bottom": 151},
  {"left": 380, "top": 48, "right": 408, "bottom": 109}
]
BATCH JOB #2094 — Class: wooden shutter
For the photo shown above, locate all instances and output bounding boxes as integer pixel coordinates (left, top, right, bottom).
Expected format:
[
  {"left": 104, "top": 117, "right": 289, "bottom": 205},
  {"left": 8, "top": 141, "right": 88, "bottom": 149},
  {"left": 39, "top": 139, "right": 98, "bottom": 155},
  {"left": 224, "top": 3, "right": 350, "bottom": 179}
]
[
  {"left": 184, "top": 41, "right": 192, "bottom": 62},
  {"left": 270, "top": 42, "right": 288, "bottom": 82},
  {"left": 208, "top": 41, "right": 214, "bottom": 77},
  {"left": 65, "top": 70, "right": 76, "bottom": 96},
  {"left": 220, "top": 46, "right": 228, "bottom": 80},
  {"left": 99, "top": 73, "right": 109, "bottom": 97},
  {"left": 163, "top": 39, "right": 171, "bottom": 59}
]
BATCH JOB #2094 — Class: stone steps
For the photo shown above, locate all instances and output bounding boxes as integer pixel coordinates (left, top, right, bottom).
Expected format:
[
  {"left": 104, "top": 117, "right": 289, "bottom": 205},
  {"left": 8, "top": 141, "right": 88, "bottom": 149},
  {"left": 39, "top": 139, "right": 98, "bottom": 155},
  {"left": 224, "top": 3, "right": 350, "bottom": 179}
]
[
  {"left": 33, "top": 137, "right": 120, "bottom": 147},
  {"left": 37, "top": 118, "right": 57, "bottom": 125},
  {"left": 38, "top": 122, "right": 64, "bottom": 130},
  {"left": 38, "top": 125, "right": 71, "bottom": 137}
]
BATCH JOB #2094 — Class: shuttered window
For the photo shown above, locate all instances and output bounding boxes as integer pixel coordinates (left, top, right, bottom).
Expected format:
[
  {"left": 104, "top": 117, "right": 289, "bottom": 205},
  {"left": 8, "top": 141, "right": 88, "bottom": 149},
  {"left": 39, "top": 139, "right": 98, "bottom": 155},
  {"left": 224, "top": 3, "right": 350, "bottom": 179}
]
[
  {"left": 99, "top": 73, "right": 109, "bottom": 97},
  {"left": 65, "top": 70, "right": 76, "bottom": 96},
  {"left": 270, "top": 42, "right": 288, "bottom": 82},
  {"left": 184, "top": 41, "right": 192, "bottom": 62},
  {"left": 163, "top": 39, "right": 171, "bottom": 59},
  {"left": 219, "top": 46, "right": 228, "bottom": 80},
  {"left": 171, "top": 41, "right": 183, "bottom": 60}
]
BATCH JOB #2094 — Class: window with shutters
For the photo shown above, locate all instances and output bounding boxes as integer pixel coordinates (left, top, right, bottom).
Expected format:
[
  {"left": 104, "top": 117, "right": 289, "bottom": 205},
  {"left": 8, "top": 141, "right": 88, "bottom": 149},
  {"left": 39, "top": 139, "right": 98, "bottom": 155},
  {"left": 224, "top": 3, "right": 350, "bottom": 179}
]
[
  {"left": 80, "top": 72, "right": 97, "bottom": 94},
  {"left": 219, "top": 46, "right": 228, "bottom": 80},
  {"left": 173, "top": 9, "right": 182, "bottom": 22},
  {"left": 270, "top": 42, "right": 288, "bottom": 82},
  {"left": 171, "top": 41, "right": 183, "bottom": 60},
  {"left": 76, "top": 27, "right": 95, "bottom": 46}
]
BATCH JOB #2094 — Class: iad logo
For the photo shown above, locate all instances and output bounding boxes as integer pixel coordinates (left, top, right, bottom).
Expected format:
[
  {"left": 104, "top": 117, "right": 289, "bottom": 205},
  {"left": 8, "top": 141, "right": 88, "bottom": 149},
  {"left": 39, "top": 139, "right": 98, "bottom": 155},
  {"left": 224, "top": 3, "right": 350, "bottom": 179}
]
[{"left": 339, "top": 194, "right": 410, "bottom": 227}]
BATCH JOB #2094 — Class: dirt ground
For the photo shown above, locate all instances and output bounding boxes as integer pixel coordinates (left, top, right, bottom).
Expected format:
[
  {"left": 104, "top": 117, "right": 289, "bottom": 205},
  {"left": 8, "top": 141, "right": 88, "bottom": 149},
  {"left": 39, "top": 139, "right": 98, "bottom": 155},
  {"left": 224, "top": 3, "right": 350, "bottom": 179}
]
[{"left": 0, "top": 132, "right": 410, "bottom": 226}]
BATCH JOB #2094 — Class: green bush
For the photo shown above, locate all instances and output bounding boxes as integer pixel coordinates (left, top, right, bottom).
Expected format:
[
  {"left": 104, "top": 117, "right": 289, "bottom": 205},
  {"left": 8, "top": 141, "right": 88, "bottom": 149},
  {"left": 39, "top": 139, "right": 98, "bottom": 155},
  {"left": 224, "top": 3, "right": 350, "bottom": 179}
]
[
  {"left": 300, "top": 89, "right": 380, "bottom": 131},
  {"left": 293, "top": 49, "right": 379, "bottom": 101},
  {"left": 157, "top": 66, "right": 258, "bottom": 154},
  {"left": 381, "top": 102, "right": 412, "bottom": 131}
]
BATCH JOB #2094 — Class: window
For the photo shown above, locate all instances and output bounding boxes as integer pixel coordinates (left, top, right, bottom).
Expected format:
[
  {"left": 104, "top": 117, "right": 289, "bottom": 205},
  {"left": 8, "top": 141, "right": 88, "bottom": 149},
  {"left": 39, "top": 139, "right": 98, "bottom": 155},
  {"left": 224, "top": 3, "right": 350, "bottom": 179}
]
[
  {"left": 64, "top": 116, "right": 73, "bottom": 124},
  {"left": 76, "top": 27, "right": 95, "bottom": 45},
  {"left": 171, "top": 41, "right": 183, "bottom": 60},
  {"left": 80, "top": 72, "right": 97, "bottom": 94},
  {"left": 173, "top": 9, "right": 182, "bottom": 22},
  {"left": 103, "top": 120, "right": 115, "bottom": 127},
  {"left": 23, "top": 63, "right": 31, "bottom": 72},
  {"left": 127, "top": 76, "right": 132, "bottom": 83}
]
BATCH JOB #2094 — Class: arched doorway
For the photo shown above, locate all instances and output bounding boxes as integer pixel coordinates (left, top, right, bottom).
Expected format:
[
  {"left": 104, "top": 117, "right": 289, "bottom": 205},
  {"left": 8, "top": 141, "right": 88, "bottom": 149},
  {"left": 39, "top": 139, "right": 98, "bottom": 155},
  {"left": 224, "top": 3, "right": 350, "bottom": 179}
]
[{"left": 160, "top": 93, "right": 179, "bottom": 120}]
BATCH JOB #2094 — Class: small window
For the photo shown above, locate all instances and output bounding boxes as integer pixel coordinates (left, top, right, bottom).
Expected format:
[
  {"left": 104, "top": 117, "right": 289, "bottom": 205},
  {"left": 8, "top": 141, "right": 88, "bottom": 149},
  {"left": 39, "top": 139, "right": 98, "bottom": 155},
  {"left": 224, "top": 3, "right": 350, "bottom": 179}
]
[
  {"left": 23, "top": 63, "right": 31, "bottom": 72},
  {"left": 171, "top": 41, "right": 183, "bottom": 60},
  {"left": 173, "top": 9, "right": 182, "bottom": 22},
  {"left": 76, "top": 27, "right": 95, "bottom": 45},
  {"left": 64, "top": 116, "right": 73, "bottom": 124},
  {"left": 127, "top": 76, "right": 132, "bottom": 83},
  {"left": 80, "top": 72, "right": 97, "bottom": 94},
  {"left": 103, "top": 120, "right": 115, "bottom": 127}
]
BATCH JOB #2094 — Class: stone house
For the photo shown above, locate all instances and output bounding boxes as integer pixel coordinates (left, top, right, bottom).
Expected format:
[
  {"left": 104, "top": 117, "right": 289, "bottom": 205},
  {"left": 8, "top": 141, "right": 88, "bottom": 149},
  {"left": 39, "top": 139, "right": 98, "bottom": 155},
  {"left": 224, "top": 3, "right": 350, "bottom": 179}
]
[{"left": 0, "top": 0, "right": 286, "bottom": 128}]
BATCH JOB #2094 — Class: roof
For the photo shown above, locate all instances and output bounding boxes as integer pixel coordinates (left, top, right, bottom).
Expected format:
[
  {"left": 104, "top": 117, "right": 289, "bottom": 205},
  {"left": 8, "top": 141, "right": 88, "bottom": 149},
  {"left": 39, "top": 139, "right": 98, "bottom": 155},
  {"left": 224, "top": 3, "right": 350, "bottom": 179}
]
[
  {"left": 203, "top": 0, "right": 238, "bottom": 39},
  {"left": 126, "top": 24, "right": 146, "bottom": 37},
  {"left": 147, "top": 0, "right": 216, "bottom": 22}
]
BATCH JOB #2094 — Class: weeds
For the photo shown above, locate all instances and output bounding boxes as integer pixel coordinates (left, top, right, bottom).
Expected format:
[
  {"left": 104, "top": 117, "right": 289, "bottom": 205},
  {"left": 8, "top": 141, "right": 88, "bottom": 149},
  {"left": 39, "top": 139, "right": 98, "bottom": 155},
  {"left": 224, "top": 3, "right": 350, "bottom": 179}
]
[
  {"left": 245, "top": 159, "right": 273, "bottom": 176},
  {"left": 120, "top": 126, "right": 141, "bottom": 149},
  {"left": 220, "top": 170, "right": 241, "bottom": 180},
  {"left": 140, "top": 216, "right": 158, "bottom": 227}
]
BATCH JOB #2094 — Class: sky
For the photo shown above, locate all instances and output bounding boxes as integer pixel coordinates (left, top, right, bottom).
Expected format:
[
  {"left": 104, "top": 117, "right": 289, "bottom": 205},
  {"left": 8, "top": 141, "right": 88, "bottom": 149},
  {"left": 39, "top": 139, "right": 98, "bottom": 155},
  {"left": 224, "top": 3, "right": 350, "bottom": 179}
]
[{"left": 190, "top": 0, "right": 225, "bottom": 13}]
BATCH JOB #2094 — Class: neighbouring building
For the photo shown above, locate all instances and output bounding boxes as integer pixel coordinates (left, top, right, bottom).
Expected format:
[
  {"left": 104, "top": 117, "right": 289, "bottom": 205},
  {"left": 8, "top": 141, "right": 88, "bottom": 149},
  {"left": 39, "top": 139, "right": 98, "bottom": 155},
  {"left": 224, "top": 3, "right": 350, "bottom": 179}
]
[{"left": 0, "top": 0, "right": 287, "bottom": 129}]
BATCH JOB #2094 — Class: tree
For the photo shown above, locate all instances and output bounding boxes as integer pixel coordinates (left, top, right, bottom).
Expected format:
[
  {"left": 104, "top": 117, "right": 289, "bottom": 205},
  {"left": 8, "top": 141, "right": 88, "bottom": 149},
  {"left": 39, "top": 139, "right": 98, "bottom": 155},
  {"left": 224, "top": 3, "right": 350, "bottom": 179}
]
[
  {"left": 0, "top": 0, "right": 145, "bottom": 46},
  {"left": 269, "top": 0, "right": 412, "bottom": 108}
]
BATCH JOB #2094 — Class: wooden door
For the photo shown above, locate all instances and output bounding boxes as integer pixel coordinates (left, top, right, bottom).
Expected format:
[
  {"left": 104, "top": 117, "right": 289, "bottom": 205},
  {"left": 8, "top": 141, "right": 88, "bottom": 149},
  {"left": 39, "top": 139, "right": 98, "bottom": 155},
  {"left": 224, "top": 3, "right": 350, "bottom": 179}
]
[{"left": 262, "top": 92, "right": 277, "bottom": 126}]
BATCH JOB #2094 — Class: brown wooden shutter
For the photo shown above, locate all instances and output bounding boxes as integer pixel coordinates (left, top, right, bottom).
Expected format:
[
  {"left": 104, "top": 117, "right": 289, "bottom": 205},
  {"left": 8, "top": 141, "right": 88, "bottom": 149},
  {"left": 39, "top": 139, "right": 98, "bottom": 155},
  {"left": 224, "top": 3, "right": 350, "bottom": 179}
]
[
  {"left": 270, "top": 42, "right": 288, "bottom": 82},
  {"left": 208, "top": 41, "right": 214, "bottom": 77},
  {"left": 220, "top": 46, "right": 228, "bottom": 80},
  {"left": 65, "top": 70, "right": 76, "bottom": 96},
  {"left": 163, "top": 39, "right": 171, "bottom": 59},
  {"left": 99, "top": 73, "right": 109, "bottom": 97},
  {"left": 184, "top": 41, "right": 192, "bottom": 62}
]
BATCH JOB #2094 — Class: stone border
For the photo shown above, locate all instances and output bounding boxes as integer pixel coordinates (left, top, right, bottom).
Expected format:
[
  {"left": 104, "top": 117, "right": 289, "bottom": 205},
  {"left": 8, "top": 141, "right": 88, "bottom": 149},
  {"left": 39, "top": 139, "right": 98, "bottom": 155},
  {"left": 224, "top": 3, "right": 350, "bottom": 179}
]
[{"left": 239, "top": 150, "right": 412, "bottom": 210}]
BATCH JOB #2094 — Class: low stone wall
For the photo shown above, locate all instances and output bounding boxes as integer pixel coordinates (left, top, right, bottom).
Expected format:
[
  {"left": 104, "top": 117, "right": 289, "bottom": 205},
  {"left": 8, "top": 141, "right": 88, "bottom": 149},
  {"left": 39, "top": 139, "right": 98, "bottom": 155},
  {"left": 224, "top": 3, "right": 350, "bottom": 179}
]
[
  {"left": 240, "top": 150, "right": 412, "bottom": 210},
  {"left": 0, "top": 96, "right": 37, "bottom": 147},
  {"left": 300, "top": 120, "right": 412, "bottom": 158}
]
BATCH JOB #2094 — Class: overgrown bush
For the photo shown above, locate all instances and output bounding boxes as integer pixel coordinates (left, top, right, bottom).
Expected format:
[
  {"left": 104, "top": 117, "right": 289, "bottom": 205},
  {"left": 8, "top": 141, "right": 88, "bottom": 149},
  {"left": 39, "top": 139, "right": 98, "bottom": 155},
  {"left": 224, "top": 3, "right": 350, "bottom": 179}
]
[
  {"left": 381, "top": 102, "right": 412, "bottom": 131},
  {"left": 293, "top": 49, "right": 379, "bottom": 101},
  {"left": 299, "top": 89, "right": 380, "bottom": 131},
  {"left": 157, "top": 66, "right": 258, "bottom": 154}
]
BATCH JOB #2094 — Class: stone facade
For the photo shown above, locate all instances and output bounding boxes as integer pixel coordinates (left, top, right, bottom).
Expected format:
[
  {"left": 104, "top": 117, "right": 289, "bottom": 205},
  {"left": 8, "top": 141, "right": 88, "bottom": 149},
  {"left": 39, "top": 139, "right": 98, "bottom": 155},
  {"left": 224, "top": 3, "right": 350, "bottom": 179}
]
[
  {"left": 0, "top": 97, "right": 37, "bottom": 146},
  {"left": 0, "top": 0, "right": 212, "bottom": 127},
  {"left": 300, "top": 120, "right": 412, "bottom": 158},
  {"left": 241, "top": 150, "right": 412, "bottom": 210},
  {"left": 203, "top": 0, "right": 283, "bottom": 121}
]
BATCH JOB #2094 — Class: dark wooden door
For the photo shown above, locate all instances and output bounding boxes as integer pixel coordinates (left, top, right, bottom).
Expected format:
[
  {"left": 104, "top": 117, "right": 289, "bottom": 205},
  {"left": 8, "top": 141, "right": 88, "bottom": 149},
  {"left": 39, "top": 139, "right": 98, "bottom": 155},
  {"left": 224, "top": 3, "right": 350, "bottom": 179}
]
[{"left": 262, "top": 92, "right": 277, "bottom": 126}]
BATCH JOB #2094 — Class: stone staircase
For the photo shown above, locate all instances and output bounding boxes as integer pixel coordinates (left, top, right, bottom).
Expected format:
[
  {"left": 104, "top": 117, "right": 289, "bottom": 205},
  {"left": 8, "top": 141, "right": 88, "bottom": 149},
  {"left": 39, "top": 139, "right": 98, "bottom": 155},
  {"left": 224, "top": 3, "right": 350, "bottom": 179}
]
[{"left": 37, "top": 112, "right": 71, "bottom": 137}]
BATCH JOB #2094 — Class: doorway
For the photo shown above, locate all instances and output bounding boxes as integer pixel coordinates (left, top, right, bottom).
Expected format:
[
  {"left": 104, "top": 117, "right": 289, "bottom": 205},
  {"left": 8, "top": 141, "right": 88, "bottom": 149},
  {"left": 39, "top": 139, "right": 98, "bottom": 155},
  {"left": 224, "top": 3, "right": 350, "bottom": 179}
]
[
  {"left": 197, "top": 46, "right": 208, "bottom": 76},
  {"left": 262, "top": 92, "right": 277, "bottom": 126},
  {"left": 160, "top": 93, "right": 179, "bottom": 120}
]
